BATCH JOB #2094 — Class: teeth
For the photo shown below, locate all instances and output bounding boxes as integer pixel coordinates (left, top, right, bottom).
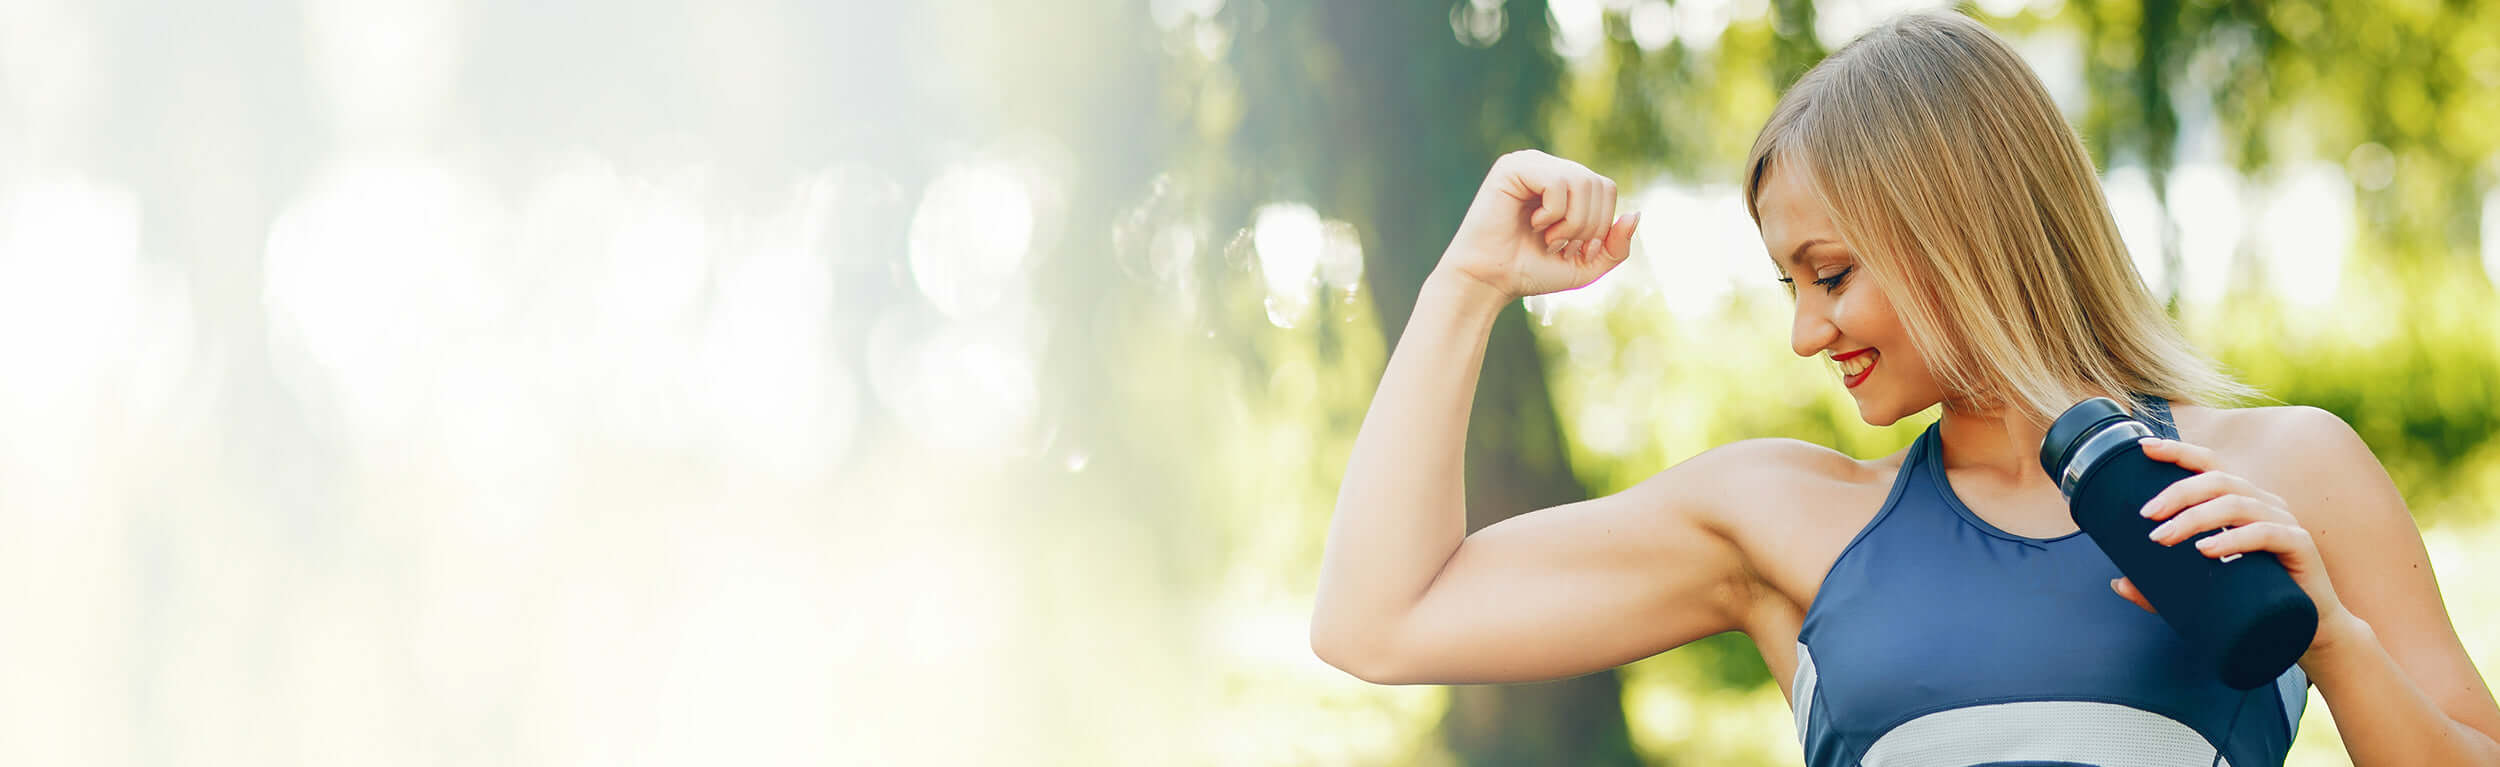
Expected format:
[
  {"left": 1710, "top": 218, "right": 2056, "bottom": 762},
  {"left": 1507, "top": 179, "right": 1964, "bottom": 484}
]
[{"left": 1838, "top": 351, "right": 1877, "bottom": 377}]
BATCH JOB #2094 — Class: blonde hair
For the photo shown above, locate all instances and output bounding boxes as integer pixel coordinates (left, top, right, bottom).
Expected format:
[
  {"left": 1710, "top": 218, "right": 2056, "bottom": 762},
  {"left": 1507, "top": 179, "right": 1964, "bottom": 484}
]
[{"left": 1742, "top": 11, "right": 2262, "bottom": 429}]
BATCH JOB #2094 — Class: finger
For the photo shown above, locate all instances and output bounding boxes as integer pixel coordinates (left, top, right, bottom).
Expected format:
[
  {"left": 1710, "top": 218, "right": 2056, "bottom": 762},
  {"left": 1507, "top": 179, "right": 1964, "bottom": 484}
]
[
  {"left": 2111, "top": 577, "right": 2156, "bottom": 614},
  {"left": 1591, "top": 178, "right": 1617, "bottom": 242},
  {"left": 2138, "top": 470, "right": 2276, "bottom": 522},
  {"left": 1560, "top": 178, "right": 1580, "bottom": 243},
  {"left": 2148, "top": 494, "right": 2292, "bottom": 546},
  {"left": 1580, "top": 178, "right": 1620, "bottom": 242},
  {"left": 2193, "top": 520, "right": 2312, "bottom": 562},
  {"left": 2137, "top": 437, "right": 2220, "bottom": 473},
  {"left": 1531, "top": 178, "right": 1569, "bottom": 235},
  {"left": 1596, "top": 211, "right": 1640, "bottom": 261},
  {"left": 1529, "top": 206, "right": 1563, "bottom": 233}
]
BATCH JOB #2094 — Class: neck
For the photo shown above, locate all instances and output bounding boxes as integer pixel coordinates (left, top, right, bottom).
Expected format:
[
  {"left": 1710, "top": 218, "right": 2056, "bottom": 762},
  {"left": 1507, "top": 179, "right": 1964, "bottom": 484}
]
[{"left": 1933, "top": 398, "right": 2060, "bottom": 487}]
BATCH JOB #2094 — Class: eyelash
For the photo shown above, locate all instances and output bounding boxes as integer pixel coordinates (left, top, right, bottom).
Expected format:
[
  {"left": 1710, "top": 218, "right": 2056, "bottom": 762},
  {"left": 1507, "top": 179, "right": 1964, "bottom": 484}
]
[{"left": 1777, "top": 266, "right": 1854, "bottom": 293}]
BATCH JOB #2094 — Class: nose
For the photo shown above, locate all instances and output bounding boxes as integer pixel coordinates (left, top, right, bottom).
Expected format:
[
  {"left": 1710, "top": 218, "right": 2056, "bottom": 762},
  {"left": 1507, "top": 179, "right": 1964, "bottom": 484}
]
[{"left": 1790, "top": 299, "right": 1838, "bottom": 359}]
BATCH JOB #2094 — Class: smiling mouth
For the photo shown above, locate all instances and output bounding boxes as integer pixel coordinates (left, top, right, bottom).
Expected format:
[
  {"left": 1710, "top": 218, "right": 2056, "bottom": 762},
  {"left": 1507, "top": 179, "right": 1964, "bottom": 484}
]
[{"left": 1838, "top": 350, "right": 1878, "bottom": 388}]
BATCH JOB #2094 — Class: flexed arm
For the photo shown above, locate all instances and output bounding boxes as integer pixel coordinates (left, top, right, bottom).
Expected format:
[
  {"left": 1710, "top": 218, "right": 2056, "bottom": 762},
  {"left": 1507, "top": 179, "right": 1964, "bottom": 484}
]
[{"left": 1310, "top": 151, "right": 1757, "bottom": 685}]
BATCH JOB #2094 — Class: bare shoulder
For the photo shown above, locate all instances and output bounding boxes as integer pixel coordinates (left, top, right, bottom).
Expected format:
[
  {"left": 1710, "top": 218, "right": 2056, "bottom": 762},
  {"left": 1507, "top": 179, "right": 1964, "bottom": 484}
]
[
  {"left": 2180, "top": 402, "right": 2352, "bottom": 443},
  {"left": 1648, "top": 436, "right": 1911, "bottom": 654},
  {"left": 1682, "top": 436, "right": 1870, "bottom": 477},
  {"left": 1661, "top": 437, "right": 1884, "bottom": 522},
  {"left": 2178, "top": 404, "right": 2373, "bottom": 479},
  {"left": 2175, "top": 403, "right": 2396, "bottom": 536}
]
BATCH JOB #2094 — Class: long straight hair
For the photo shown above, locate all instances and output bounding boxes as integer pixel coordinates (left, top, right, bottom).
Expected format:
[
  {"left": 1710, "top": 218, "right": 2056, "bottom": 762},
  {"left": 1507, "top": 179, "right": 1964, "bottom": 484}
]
[{"left": 1741, "top": 11, "right": 2262, "bottom": 429}]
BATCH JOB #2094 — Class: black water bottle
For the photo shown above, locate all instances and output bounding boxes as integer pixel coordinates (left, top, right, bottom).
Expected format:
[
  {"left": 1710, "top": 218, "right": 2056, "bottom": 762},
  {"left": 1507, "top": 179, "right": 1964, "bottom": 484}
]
[{"left": 2039, "top": 397, "right": 2317, "bottom": 690}]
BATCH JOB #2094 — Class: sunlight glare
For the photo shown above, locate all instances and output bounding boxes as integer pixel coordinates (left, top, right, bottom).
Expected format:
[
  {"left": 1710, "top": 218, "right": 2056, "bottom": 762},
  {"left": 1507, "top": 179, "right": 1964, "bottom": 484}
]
[
  {"left": 1150, "top": 0, "right": 1226, "bottom": 31},
  {"left": 0, "top": 174, "right": 143, "bottom": 410},
  {"left": 909, "top": 163, "right": 1034, "bottom": 319},
  {"left": 2252, "top": 163, "right": 2353, "bottom": 308},
  {"left": 1675, "top": 0, "right": 1732, "bottom": 52},
  {"left": 694, "top": 180, "right": 852, "bottom": 479},
  {"left": 2166, "top": 163, "right": 2242, "bottom": 305},
  {"left": 2102, "top": 166, "right": 2171, "bottom": 299},
  {"left": 262, "top": 164, "right": 495, "bottom": 438},
  {"left": 1550, "top": 0, "right": 1603, "bottom": 58},
  {"left": 1630, "top": 0, "right": 1673, "bottom": 51},
  {"left": 1254, "top": 202, "right": 1323, "bottom": 328},
  {"left": 1451, "top": 0, "right": 1508, "bottom": 48},
  {"left": 1638, "top": 183, "right": 1767, "bottom": 319},
  {"left": 1316, "top": 218, "right": 1364, "bottom": 297}
]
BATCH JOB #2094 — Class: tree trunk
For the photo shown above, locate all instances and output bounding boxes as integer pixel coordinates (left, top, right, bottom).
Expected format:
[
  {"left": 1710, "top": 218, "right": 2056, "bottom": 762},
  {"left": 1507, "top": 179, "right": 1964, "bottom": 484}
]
[{"left": 1326, "top": 4, "right": 1643, "bottom": 761}]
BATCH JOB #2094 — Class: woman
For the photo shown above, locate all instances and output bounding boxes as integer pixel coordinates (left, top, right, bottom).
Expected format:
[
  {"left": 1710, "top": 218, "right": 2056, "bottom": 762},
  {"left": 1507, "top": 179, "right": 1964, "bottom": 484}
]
[{"left": 1308, "top": 11, "right": 2500, "bottom": 766}]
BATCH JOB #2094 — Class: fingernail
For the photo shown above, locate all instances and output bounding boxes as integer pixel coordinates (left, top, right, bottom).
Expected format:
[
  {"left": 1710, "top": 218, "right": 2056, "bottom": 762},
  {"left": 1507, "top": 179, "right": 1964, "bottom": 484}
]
[
  {"left": 2195, "top": 537, "right": 2218, "bottom": 551},
  {"left": 2138, "top": 503, "right": 2156, "bottom": 518},
  {"left": 2147, "top": 523, "right": 2168, "bottom": 542}
]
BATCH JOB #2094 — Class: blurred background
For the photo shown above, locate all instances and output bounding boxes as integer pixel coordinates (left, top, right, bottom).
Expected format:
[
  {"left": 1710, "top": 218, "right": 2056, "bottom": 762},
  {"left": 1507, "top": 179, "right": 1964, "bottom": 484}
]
[{"left": 1, "top": 0, "right": 2494, "bottom": 764}]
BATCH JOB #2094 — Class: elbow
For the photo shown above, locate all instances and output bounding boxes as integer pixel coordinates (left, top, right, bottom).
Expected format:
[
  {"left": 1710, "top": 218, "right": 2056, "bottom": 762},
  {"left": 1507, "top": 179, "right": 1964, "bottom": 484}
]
[{"left": 1310, "top": 622, "right": 1408, "bottom": 685}]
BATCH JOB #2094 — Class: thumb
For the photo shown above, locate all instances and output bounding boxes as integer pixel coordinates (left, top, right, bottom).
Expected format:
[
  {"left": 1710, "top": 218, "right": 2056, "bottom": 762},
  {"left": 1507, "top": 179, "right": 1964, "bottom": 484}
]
[
  {"left": 2110, "top": 577, "right": 2157, "bottom": 615},
  {"left": 1597, "top": 211, "right": 1640, "bottom": 261}
]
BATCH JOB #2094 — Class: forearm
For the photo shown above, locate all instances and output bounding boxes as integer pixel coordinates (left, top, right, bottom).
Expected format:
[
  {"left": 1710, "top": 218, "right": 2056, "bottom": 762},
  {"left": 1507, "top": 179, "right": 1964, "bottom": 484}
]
[
  {"left": 2304, "top": 613, "right": 2500, "bottom": 765},
  {"left": 1310, "top": 267, "right": 1510, "bottom": 662}
]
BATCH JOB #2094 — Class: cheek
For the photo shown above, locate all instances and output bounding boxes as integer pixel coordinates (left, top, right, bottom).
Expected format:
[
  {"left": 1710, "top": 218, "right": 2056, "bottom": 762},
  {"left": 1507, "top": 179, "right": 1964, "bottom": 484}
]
[
  {"left": 1832, "top": 292, "right": 1894, "bottom": 341},
  {"left": 1835, "top": 290, "right": 1921, "bottom": 367}
]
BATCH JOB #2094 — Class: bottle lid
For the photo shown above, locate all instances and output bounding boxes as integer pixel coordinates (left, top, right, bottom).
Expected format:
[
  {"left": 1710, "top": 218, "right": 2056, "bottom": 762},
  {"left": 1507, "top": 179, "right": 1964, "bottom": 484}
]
[{"left": 2039, "top": 397, "right": 2131, "bottom": 481}]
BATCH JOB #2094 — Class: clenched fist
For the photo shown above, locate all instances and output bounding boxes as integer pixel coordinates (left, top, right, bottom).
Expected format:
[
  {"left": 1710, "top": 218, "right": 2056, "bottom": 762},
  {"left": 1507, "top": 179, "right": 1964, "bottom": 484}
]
[{"left": 1438, "top": 149, "right": 1641, "bottom": 300}]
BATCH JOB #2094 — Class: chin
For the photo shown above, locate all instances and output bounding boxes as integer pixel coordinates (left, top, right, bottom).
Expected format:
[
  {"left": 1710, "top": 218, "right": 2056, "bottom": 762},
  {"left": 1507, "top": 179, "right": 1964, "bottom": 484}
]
[{"left": 1851, "top": 395, "right": 1914, "bottom": 427}]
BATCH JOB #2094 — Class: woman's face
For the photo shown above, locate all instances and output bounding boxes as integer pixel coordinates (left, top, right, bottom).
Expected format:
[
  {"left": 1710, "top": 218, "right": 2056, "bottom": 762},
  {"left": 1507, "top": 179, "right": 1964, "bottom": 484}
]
[{"left": 1754, "top": 160, "right": 1948, "bottom": 426}]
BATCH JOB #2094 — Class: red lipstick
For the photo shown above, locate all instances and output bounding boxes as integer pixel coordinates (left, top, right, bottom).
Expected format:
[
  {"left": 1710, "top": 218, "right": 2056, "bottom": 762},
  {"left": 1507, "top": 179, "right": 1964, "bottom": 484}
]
[{"left": 1833, "top": 348, "right": 1878, "bottom": 389}]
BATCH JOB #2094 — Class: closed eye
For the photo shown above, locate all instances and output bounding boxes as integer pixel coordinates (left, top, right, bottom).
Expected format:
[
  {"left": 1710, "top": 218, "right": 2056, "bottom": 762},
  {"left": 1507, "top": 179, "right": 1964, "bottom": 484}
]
[{"left": 1811, "top": 266, "right": 1853, "bottom": 292}]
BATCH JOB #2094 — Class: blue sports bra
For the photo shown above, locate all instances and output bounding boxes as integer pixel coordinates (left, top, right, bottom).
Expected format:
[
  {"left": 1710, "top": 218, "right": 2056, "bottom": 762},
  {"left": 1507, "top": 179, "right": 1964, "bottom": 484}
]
[{"left": 1789, "top": 396, "right": 2309, "bottom": 766}]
